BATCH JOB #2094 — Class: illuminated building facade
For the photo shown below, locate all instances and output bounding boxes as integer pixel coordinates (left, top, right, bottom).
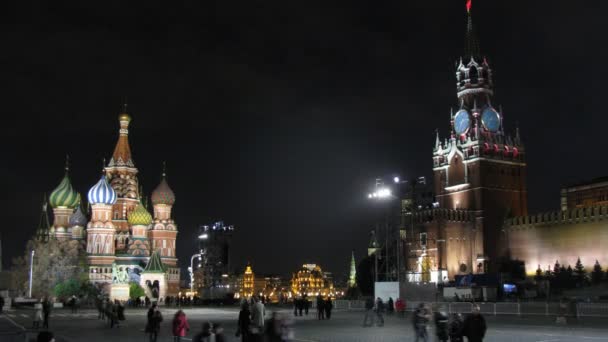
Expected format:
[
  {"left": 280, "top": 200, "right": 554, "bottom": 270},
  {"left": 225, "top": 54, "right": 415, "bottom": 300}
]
[
  {"left": 44, "top": 107, "right": 181, "bottom": 299},
  {"left": 241, "top": 264, "right": 255, "bottom": 298},
  {"left": 290, "top": 264, "right": 335, "bottom": 297}
]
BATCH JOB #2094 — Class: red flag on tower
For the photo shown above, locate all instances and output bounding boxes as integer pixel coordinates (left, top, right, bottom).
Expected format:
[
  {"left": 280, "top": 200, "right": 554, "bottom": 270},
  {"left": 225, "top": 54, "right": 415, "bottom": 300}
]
[{"left": 466, "top": 0, "right": 472, "bottom": 13}]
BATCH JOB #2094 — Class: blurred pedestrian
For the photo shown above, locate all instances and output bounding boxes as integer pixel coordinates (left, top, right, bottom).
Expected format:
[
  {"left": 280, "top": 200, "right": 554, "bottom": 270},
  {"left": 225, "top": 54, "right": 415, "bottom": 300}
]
[
  {"left": 33, "top": 302, "right": 43, "bottom": 329},
  {"left": 387, "top": 297, "right": 394, "bottom": 315},
  {"left": 395, "top": 298, "right": 405, "bottom": 317},
  {"left": 303, "top": 296, "right": 309, "bottom": 316},
  {"left": 0, "top": 295, "right": 4, "bottom": 314},
  {"left": 236, "top": 301, "right": 251, "bottom": 342},
  {"left": 250, "top": 297, "right": 265, "bottom": 342},
  {"left": 362, "top": 297, "right": 374, "bottom": 327},
  {"left": 448, "top": 313, "right": 464, "bottom": 342},
  {"left": 146, "top": 303, "right": 163, "bottom": 342},
  {"left": 375, "top": 297, "right": 385, "bottom": 327},
  {"left": 193, "top": 322, "right": 214, "bottom": 342},
  {"left": 316, "top": 295, "right": 325, "bottom": 320},
  {"left": 265, "top": 312, "right": 283, "bottom": 342},
  {"left": 324, "top": 297, "right": 333, "bottom": 320},
  {"left": 462, "top": 305, "right": 486, "bottom": 342},
  {"left": 434, "top": 308, "right": 449, "bottom": 342},
  {"left": 413, "top": 303, "right": 430, "bottom": 342},
  {"left": 213, "top": 323, "right": 226, "bottom": 342},
  {"left": 173, "top": 309, "right": 190, "bottom": 342},
  {"left": 42, "top": 298, "right": 51, "bottom": 329}
]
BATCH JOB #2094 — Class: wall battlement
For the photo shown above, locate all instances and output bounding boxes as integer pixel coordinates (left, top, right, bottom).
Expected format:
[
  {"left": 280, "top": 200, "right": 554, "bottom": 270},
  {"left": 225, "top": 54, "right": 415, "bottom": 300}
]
[{"left": 506, "top": 206, "right": 608, "bottom": 229}]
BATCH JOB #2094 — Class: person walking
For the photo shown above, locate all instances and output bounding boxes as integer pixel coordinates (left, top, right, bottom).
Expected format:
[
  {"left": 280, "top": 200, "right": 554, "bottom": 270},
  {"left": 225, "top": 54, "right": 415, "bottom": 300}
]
[
  {"left": 375, "top": 297, "right": 385, "bottom": 327},
  {"left": 413, "top": 303, "right": 430, "bottom": 342},
  {"left": 316, "top": 295, "right": 325, "bottom": 320},
  {"left": 108, "top": 301, "right": 119, "bottom": 328},
  {"left": 213, "top": 323, "right": 226, "bottom": 342},
  {"left": 172, "top": 309, "right": 190, "bottom": 342},
  {"left": 146, "top": 303, "right": 163, "bottom": 342},
  {"left": 236, "top": 301, "right": 251, "bottom": 342},
  {"left": 448, "top": 313, "right": 464, "bottom": 342},
  {"left": 434, "top": 309, "right": 449, "bottom": 342},
  {"left": 0, "top": 295, "right": 5, "bottom": 314},
  {"left": 250, "top": 297, "right": 265, "bottom": 342},
  {"left": 395, "top": 298, "right": 405, "bottom": 317},
  {"left": 42, "top": 298, "right": 51, "bottom": 329},
  {"left": 303, "top": 296, "right": 309, "bottom": 316},
  {"left": 362, "top": 297, "right": 374, "bottom": 327},
  {"left": 324, "top": 297, "right": 333, "bottom": 320},
  {"left": 387, "top": 297, "right": 394, "bottom": 315},
  {"left": 33, "top": 302, "right": 43, "bottom": 329},
  {"left": 462, "top": 305, "right": 486, "bottom": 342},
  {"left": 265, "top": 312, "right": 283, "bottom": 342}
]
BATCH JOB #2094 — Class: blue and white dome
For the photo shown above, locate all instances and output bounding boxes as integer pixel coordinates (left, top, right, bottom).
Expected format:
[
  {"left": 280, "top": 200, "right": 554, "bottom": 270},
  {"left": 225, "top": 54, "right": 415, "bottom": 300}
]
[{"left": 87, "top": 175, "right": 117, "bottom": 205}]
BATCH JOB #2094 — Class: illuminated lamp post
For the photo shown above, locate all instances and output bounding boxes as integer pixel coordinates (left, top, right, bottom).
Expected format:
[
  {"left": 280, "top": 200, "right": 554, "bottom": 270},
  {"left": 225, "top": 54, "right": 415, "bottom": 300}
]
[
  {"left": 28, "top": 250, "right": 35, "bottom": 298},
  {"left": 189, "top": 233, "right": 208, "bottom": 294}
]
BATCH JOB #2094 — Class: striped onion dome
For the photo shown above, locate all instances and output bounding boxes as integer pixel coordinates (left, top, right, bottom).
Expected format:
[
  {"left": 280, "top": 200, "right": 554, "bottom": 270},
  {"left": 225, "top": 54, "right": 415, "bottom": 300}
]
[
  {"left": 68, "top": 205, "right": 87, "bottom": 227},
  {"left": 87, "top": 175, "right": 117, "bottom": 205},
  {"left": 128, "top": 201, "right": 152, "bottom": 226},
  {"left": 151, "top": 175, "right": 175, "bottom": 205},
  {"left": 49, "top": 173, "right": 80, "bottom": 209}
]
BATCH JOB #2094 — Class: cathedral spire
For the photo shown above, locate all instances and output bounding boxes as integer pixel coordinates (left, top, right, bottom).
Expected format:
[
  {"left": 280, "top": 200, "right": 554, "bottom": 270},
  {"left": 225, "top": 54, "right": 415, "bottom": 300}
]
[
  {"left": 348, "top": 250, "right": 357, "bottom": 288},
  {"left": 36, "top": 194, "right": 51, "bottom": 242},
  {"left": 108, "top": 104, "right": 134, "bottom": 168}
]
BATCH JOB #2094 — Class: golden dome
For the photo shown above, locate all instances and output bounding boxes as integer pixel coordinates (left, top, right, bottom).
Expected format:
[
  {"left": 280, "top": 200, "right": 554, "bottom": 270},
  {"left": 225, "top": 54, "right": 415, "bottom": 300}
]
[{"left": 119, "top": 113, "right": 131, "bottom": 122}]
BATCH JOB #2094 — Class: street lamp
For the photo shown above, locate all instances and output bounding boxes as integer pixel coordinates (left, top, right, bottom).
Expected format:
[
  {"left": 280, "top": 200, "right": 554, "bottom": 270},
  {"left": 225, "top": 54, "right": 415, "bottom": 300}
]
[{"left": 28, "top": 250, "right": 35, "bottom": 298}]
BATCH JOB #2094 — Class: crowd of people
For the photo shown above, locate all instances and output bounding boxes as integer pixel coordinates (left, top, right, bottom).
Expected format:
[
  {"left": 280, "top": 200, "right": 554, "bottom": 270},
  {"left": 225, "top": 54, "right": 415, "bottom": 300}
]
[{"left": 411, "top": 302, "right": 487, "bottom": 342}]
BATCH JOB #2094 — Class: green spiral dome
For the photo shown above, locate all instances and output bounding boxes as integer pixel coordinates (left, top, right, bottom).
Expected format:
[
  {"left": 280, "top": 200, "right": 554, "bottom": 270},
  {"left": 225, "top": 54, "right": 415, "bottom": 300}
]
[
  {"left": 49, "top": 174, "right": 80, "bottom": 209},
  {"left": 128, "top": 201, "right": 153, "bottom": 226}
]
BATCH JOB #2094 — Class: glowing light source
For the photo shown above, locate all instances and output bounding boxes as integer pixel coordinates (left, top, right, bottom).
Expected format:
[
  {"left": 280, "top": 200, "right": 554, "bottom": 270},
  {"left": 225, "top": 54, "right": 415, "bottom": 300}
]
[
  {"left": 393, "top": 176, "right": 400, "bottom": 183},
  {"left": 198, "top": 233, "right": 208, "bottom": 240}
]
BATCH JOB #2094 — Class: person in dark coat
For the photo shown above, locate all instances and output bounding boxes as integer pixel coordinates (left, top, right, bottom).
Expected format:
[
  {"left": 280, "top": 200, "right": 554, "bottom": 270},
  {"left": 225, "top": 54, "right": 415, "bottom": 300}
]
[
  {"left": 37, "top": 331, "right": 54, "bottom": 342},
  {"left": 387, "top": 297, "right": 394, "bottom": 315},
  {"left": 434, "top": 310, "right": 449, "bottom": 342},
  {"left": 448, "top": 313, "right": 464, "bottom": 342},
  {"left": 42, "top": 298, "right": 51, "bottom": 329},
  {"left": 324, "top": 297, "right": 333, "bottom": 320},
  {"left": 146, "top": 303, "right": 163, "bottom": 342},
  {"left": 0, "top": 296, "right": 4, "bottom": 314},
  {"left": 462, "top": 306, "right": 486, "bottom": 342},
  {"left": 193, "top": 322, "right": 213, "bottom": 342},
  {"left": 375, "top": 297, "right": 385, "bottom": 327},
  {"left": 362, "top": 297, "right": 374, "bottom": 327},
  {"left": 213, "top": 323, "right": 226, "bottom": 342},
  {"left": 236, "top": 301, "right": 251, "bottom": 342},
  {"left": 316, "top": 295, "right": 325, "bottom": 320},
  {"left": 293, "top": 298, "right": 299, "bottom": 317},
  {"left": 413, "top": 303, "right": 430, "bottom": 342},
  {"left": 303, "top": 296, "right": 309, "bottom": 315}
]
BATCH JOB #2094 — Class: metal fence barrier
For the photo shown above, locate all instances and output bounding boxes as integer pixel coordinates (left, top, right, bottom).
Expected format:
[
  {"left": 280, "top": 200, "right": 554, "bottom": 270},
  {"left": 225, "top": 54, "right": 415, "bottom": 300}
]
[{"left": 331, "top": 300, "right": 608, "bottom": 317}]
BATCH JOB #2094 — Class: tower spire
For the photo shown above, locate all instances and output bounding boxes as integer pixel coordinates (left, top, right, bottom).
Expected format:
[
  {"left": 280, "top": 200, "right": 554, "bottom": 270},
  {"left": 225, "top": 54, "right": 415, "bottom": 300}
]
[
  {"left": 464, "top": 0, "right": 480, "bottom": 58},
  {"left": 65, "top": 154, "right": 70, "bottom": 173},
  {"left": 108, "top": 103, "right": 134, "bottom": 168}
]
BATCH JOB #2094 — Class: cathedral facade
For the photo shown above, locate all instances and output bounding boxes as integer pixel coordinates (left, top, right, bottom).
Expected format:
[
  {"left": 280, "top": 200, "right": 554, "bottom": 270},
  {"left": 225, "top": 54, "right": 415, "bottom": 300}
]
[
  {"left": 46, "top": 109, "right": 180, "bottom": 299},
  {"left": 405, "top": 5, "right": 527, "bottom": 281}
]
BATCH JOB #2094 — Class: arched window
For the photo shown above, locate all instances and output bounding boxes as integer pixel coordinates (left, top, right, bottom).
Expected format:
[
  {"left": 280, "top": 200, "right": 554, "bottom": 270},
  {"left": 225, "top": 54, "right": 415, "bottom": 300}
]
[{"left": 469, "top": 66, "right": 478, "bottom": 84}]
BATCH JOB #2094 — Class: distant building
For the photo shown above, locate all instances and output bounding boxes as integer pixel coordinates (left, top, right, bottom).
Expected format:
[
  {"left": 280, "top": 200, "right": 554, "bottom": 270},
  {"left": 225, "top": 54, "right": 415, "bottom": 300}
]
[
  {"left": 561, "top": 177, "right": 608, "bottom": 211},
  {"left": 196, "top": 221, "right": 234, "bottom": 298},
  {"left": 290, "top": 264, "right": 335, "bottom": 297}
]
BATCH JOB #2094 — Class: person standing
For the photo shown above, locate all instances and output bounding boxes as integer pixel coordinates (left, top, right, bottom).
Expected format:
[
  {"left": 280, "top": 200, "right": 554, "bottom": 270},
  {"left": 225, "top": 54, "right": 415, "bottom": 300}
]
[
  {"left": 236, "top": 301, "right": 251, "bottom": 342},
  {"left": 192, "top": 322, "right": 214, "bottom": 342},
  {"left": 213, "top": 323, "right": 226, "bottom": 342},
  {"left": 0, "top": 295, "right": 5, "bottom": 314},
  {"left": 172, "top": 309, "right": 190, "bottom": 342},
  {"left": 413, "top": 303, "right": 430, "bottom": 342},
  {"left": 395, "top": 298, "right": 405, "bottom": 317},
  {"left": 387, "top": 297, "right": 394, "bottom": 315},
  {"left": 375, "top": 297, "right": 385, "bottom": 327},
  {"left": 362, "top": 297, "right": 374, "bottom": 327},
  {"left": 316, "top": 295, "right": 325, "bottom": 320},
  {"left": 146, "top": 303, "right": 163, "bottom": 342},
  {"left": 303, "top": 295, "right": 309, "bottom": 316},
  {"left": 324, "top": 297, "right": 333, "bottom": 320},
  {"left": 250, "top": 297, "right": 265, "bottom": 342},
  {"left": 42, "top": 298, "right": 51, "bottom": 329},
  {"left": 462, "top": 305, "right": 486, "bottom": 342},
  {"left": 265, "top": 312, "right": 283, "bottom": 342}
]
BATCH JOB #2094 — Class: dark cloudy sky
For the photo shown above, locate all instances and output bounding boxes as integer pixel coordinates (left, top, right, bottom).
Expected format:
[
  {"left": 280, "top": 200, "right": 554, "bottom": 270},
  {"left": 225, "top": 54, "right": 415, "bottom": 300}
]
[{"left": 2, "top": 1, "right": 608, "bottom": 279}]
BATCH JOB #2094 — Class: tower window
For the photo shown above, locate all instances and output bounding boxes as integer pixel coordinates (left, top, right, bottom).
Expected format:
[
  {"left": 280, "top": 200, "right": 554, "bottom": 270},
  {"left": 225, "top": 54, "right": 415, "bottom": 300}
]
[{"left": 469, "top": 66, "right": 478, "bottom": 84}]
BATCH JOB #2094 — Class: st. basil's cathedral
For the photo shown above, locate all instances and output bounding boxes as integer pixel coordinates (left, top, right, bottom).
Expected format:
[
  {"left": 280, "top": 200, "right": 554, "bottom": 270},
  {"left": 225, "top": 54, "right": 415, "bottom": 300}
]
[{"left": 42, "top": 109, "right": 180, "bottom": 300}]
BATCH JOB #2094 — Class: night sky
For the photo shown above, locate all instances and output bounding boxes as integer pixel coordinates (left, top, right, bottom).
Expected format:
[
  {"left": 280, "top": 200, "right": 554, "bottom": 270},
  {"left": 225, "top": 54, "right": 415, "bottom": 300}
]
[{"left": 2, "top": 1, "right": 608, "bottom": 280}]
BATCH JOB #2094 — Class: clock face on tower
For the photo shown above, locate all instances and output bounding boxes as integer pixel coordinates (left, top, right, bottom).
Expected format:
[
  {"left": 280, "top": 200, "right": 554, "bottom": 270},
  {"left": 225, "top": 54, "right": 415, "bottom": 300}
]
[
  {"left": 454, "top": 110, "right": 470, "bottom": 135},
  {"left": 481, "top": 107, "right": 500, "bottom": 132}
]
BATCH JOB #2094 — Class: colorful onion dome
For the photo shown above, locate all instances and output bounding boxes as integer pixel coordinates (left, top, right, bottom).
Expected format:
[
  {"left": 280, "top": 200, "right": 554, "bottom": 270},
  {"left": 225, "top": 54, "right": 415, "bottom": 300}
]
[
  {"left": 87, "top": 175, "right": 117, "bottom": 205},
  {"left": 69, "top": 205, "right": 87, "bottom": 227},
  {"left": 151, "top": 174, "right": 175, "bottom": 206},
  {"left": 49, "top": 173, "right": 80, "bottom": 209},
  {"left": 128, "top": 201, "right": 152, "bottom": 226}
]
